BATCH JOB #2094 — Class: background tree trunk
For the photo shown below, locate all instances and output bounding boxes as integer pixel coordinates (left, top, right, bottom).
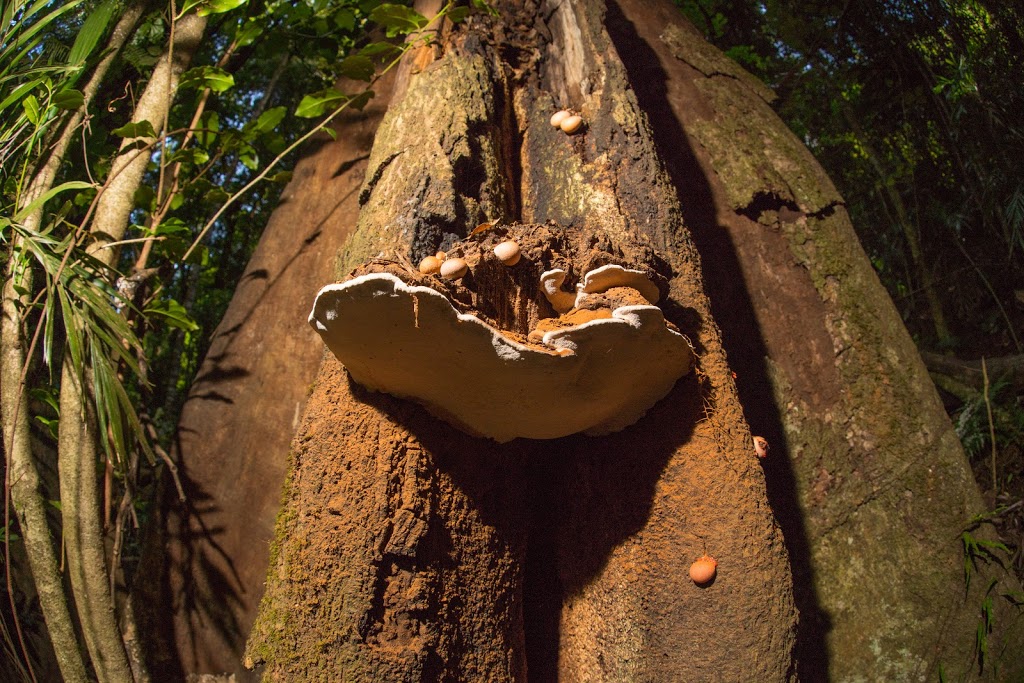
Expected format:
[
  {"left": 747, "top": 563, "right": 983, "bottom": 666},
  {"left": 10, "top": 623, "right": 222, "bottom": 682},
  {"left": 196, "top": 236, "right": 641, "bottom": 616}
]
[
  {"left": 131, "top": 74, "right": 397, "bottom": 681},
  {"left": 247, "top": 1, "right": 796, "bottom": 680}
]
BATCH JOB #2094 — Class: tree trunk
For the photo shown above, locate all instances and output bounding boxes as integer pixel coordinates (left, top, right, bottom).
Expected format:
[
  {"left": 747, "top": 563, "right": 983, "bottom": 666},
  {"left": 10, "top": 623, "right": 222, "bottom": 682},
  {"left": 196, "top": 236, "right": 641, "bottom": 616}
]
[
  {"left": 247, "top": 1, "right": 796, "bottom": 680},
  {"left": 131, "top": 72, "right": 399, "bottom": 680},
  {"left": 605, "top": 1, "right": 1024, "bottom": 680}
]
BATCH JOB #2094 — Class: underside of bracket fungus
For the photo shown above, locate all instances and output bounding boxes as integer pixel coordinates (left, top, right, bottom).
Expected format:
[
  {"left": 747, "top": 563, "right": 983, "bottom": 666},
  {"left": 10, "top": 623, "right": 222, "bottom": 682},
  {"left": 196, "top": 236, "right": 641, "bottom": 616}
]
[{"left": 309, "top": 223, "right": 694, "bottom": 442}]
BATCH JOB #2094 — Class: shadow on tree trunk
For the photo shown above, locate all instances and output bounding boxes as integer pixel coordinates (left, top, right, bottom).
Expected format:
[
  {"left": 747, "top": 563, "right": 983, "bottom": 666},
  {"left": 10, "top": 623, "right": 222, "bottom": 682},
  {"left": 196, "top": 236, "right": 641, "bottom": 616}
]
[{"left": 604, "top": 1, "right": 831, "bottom": 678}]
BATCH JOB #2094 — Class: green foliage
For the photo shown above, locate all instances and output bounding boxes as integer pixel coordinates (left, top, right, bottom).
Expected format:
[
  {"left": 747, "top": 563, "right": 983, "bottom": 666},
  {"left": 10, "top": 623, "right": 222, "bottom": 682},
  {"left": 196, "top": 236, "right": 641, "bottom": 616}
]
[
  {"left": 954, "top": 376, "right": 1019, "bottom": 462},
  {"left": 959, "top": 509, "right": 1024, "bottom": 675},
  {"left": 178, "top": 65, "right": 236, "bottom": 93},
  {"left": 369, "top": 3, "right": 429, "bottom": 37},
  {"left": 1, "top": 0, "right": 492, "bottom": 674}
]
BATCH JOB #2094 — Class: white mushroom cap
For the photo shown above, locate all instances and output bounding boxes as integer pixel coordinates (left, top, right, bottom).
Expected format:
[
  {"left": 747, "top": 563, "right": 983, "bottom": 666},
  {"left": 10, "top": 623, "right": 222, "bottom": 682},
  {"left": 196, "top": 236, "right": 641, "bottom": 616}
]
[
  {"left": 550, "top": 110, "right": 571, "bottom": 128},
  {"left": 439, "top": 257, "right": 468, "bottom": 279},
  {"left": 309, "top": 273, "right": 694, "bottom": 442},
  {"left": 540, "top": 269, "right": 576, "bottom": 314},
  {"left": 560, "top": 114, "right": 584, "bottom": 135},
  {"left": 493, "top": 240, "right": 521, "bottom": 266},
  {"left": 577, "top": 264, "right": 660, "bottom": 305}
]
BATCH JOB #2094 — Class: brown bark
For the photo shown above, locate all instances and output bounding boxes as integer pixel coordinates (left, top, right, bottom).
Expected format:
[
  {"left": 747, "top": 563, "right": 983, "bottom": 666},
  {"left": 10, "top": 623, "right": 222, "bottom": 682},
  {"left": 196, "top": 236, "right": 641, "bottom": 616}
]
[
  {"left": 605, "top": 0, "right": 1024, "bottom": 679},
  {"left": 247, "top": 1, "right": 796, "bottom": 680},
  {"left": 131, "top": 73, "right": 398, "bottom": 680}
]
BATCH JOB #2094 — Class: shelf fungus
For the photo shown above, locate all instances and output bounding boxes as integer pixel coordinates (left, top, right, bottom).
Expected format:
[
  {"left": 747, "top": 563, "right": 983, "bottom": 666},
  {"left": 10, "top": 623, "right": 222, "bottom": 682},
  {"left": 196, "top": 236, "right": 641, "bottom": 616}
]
[{"left": 309, "top": 224, "right": 694, "bottom": 442}]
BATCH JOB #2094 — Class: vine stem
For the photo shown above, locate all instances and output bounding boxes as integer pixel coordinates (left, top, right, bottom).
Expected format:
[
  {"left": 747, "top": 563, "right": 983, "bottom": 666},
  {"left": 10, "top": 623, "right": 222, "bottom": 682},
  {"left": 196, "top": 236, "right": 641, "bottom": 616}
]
[{"left": 981, "top": 358, "right": 997, "bottom": 492}]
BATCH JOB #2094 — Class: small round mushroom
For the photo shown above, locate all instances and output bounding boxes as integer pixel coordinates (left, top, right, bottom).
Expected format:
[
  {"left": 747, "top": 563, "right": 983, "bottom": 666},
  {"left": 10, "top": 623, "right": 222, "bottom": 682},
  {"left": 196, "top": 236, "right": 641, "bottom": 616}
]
[
  {"left": 418, "top": 255, "right": 443, "bottom": 274},
  {"left": 753, "top": 436, "right": 769, "bottom": 458},
  {"left": 550, "top": 110, "right": 571, "bottom": 128},
  {"left": 440, "top": 257, "right": 469, "bottom": 279},
  {"left": 560, "top": 115, "right": 584, "bottom": 135},
  {"left": 493, "top": 240, "right": 521, "bottom": 266},
  {"left": 435, "top": 250, "right": 447, "bottom": 260},
  {"left": 689, "top": 554, "right": 718, "bottom": 585}
]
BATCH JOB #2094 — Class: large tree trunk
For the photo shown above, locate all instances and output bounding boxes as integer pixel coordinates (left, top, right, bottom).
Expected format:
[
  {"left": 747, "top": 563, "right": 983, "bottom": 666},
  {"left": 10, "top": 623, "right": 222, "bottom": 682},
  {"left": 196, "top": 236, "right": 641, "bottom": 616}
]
[
  {"left": 605, "top": 1, "right": 1024, "bottom": 680},
  {"left": 246, "top": 0, "right": 796, "bottom": 680}
]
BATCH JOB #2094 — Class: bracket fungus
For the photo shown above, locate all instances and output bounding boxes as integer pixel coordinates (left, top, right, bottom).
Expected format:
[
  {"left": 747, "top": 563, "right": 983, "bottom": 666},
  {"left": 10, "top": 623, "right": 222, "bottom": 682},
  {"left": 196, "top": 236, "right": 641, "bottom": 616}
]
[{"left": 309, "top": 225, "right": 694, "bottom": 442}]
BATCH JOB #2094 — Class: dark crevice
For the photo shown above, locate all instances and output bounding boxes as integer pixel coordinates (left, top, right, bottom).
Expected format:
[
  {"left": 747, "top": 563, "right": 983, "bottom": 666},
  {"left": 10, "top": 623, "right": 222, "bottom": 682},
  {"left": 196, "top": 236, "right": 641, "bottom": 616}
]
[
  {"left": 737, "top": 190, "right": 844, "bottom": 223},
  {"left": 522, "top": 454, "right": 565, "bottom": 682},
  {"left": 495, "top": 67, "right": 524, "bottom": 223},
  {"left": 736, "top": 190, "right": 802, "bottom": 222}
]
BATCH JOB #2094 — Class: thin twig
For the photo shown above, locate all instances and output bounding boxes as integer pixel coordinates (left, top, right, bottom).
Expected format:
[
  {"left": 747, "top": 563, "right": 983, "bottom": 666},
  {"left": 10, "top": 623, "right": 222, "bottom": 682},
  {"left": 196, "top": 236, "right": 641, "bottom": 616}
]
[{"left": 982, "top": 357, "right": 998, "bottom": 492}]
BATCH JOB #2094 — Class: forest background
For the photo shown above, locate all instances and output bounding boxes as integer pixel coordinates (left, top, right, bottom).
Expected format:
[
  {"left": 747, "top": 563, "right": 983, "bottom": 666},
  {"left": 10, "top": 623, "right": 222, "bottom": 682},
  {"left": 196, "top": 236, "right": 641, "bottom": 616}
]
[{"left": 1, "top": 0, "right": 1022, "bottom": 679}]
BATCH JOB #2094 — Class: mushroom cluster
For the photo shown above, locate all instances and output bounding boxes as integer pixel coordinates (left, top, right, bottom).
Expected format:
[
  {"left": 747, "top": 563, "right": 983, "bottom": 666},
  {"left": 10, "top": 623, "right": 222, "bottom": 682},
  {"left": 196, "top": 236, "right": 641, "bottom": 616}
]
[
  {"left": 550, "top": 109, "right": 584, "bottom": 135},
  {"left": 309, "top": 225, "right": 694, "bottom": 442}
]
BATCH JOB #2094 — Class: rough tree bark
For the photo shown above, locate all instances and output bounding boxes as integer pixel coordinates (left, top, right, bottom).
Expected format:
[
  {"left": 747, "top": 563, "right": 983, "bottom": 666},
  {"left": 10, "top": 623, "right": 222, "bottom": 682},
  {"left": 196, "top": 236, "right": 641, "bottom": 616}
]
[{"left": 246, "top": 0, "right": 796, "bottom": 680}]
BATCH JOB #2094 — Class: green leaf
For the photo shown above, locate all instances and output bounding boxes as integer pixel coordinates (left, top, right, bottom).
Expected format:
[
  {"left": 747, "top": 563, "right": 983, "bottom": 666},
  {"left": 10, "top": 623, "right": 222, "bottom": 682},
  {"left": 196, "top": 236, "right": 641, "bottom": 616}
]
[
  {"left": 153, "top": 217, "right": 190, "bottom": 237},
  {"left": 349, "top": 90, "right": 374, "bottom": 111},
  {"left": 133, "top": 185, "right": 156, "bottom": 210},
  {"left": 446, "top": 6, "right": 470, "bottom": 23},
  {"left": 263, "top": 132, "right": 286, "bottom": 154},
  {"left": 179, "top": 66, "right": 235, "bottom": 93},
  {"left": 179, "top": 0, "right": 205, "bottom": 15},
  {"left": 239, "top": 150, "right": 258, "bottom": 170},
  {"left": 13, "top": 181, "right": 95, "bottom": 222},
  {"left": 333, "top": 8, "right": 356, "bottom": 31},
  {"left": 369, "top": 4, "right": 429, "bottom": 37},
  {"left": 254, "top": 106, "right": 286, "bottom": 133},
  {"left": 471, "top": 0, "right": 499, "bottom": 17},
  {"left": 235, "top": 19, "right": 263, "bottom": 46},
  {"left": 196, "top": 0, "right": 248, "bottom": 17},
  {"left": 0, "top": 78, "right": 47, "bottom": 120},
  {"left": 360, "top": 42, "right": 400, "bottom": 58},
  {"left": 198, "top": 110, "right": 219, "bottom": 147},
  {"left": 268, "top": 171, "right": 293, "bottom": 184},
  {"left": 205, "top": 187, "right": 230, "bottom": 204},
  {"left": 52, "top": 89, "right": 84, "bottom": 111},
  {"left": 339, "top": 55, "right": 375, "bottom": 82},
  {"left": 112, "top": 120, "right": 157, "bottom": 139},
  {"left": 23, "top": 94, "right": 40, "bottom": 125},
  {"left": 145, "top": 297, "right": 199, "bottom": 332},
  {"left": 295, "top": 88, "right": 348, "bottom": 118},
  {"left": 67, "top": 0, "right": 116, "bottom": 65}
]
